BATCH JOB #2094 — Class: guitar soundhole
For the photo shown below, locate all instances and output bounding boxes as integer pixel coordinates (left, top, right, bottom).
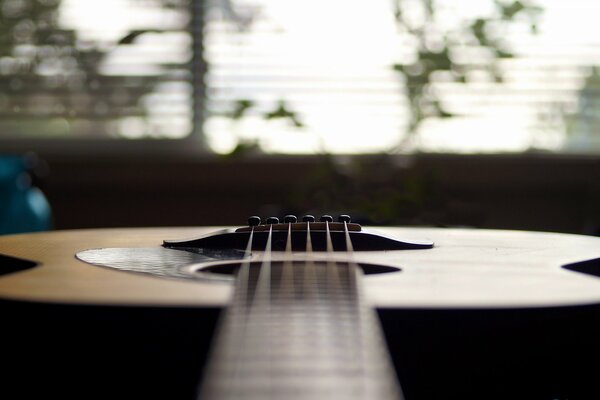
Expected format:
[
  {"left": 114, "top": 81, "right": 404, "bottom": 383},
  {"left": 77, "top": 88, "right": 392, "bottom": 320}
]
[{"left": 188, "top": 260, "right": 401, "bottom": 277}]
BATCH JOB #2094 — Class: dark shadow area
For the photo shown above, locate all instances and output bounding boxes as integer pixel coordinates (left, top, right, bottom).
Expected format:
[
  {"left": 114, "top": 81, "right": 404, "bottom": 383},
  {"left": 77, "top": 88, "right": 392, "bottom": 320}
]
[
  {"left": 379, "top": 305, "right": 600, "bottom": 400},
  {"left": 3, "top": 298, "right": 598, "bottom": 400},
  {"left": 0, "top": 299, "right": 221, "bottom": 400}
]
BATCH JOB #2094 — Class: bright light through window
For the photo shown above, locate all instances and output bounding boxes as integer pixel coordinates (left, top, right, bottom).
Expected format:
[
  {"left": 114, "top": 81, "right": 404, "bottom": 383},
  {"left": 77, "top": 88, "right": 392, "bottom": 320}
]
[
  {"left": 2, "top": 0, "right": 600, "bottom": 154},
  {"left": 203, "top": 0, "right": 600, "bottom": 154}
]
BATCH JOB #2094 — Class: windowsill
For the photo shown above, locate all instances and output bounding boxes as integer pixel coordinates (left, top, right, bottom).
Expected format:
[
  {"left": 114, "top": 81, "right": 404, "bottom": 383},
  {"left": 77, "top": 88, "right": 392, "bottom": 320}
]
[
  {"left": 2, "top": 137, "right": 600, "bottom": 161},
  {"left": 0, "top": 138, "right": 211, "bottom": 158}
]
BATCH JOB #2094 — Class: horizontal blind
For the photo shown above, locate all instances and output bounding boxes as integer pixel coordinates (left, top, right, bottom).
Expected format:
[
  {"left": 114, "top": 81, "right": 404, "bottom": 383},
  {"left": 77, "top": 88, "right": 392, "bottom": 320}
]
[
  {"left": 2, "top": 0, "right": 600, "bottom": 153},
  {"left": 203, "top": 0, "right": 600, "bottom": 154},
  {"left": 0, "top": 0, "right": 194, "bottom": 140},
  {"left": 203, "top": 0, "right": 407, "bottom": 154}
]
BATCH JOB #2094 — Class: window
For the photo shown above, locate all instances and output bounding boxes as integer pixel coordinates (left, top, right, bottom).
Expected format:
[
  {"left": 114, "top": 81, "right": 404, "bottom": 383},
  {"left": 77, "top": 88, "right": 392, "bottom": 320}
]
[
  {"left": 0, "top": 0, "right": 195, "bottom": 142},
  {"left": 2, "top": 0, "right": 600, "bottom": 154}
]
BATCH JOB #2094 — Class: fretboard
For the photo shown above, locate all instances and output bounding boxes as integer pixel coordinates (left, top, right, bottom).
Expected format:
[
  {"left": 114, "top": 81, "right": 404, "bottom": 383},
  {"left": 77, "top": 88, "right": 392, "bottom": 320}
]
[{"left": 199, "top": 259, "right": 403, "bottom": 399}]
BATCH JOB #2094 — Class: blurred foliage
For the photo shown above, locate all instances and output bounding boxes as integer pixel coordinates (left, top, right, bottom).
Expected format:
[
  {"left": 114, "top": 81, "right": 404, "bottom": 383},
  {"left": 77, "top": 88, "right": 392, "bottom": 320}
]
[
  {"left": 223, "top": 98, "right": 305, "bottom": 156},
  {"left": 228, "top": 98, "right": 303, "bottom": 128},
  {"left": 565, "top": 67, "right": 600, "bottom": 147},
  {"left": 392, "top": 0, "right": 542, "bottom": 148},
  {"left": 229, "top": 99, "right": 254, "bottom": 120},
  {"left": 264, "top": 100, "right": 304, "bottom": 128},
  {"left": 221, "top": 0, "right": 542, "bottom": 154},
  {"left": 286, "top": 155, "right": 448, "bottom": 226},
  {"left": 0, "top": 0, "right": 543, "bottom": 148},
  {"left": 0, "top": 0, "right": 188, "bottom": 138},
  {"left": 212, "top": 0, "right": 307, "bottom": 156},
  {"left": 536, "top": 66, "right": 600, "bottom": 152}
]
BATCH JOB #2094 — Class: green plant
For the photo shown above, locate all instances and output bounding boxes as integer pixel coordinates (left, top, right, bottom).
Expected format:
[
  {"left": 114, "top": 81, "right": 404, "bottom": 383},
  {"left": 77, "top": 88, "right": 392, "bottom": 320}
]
[{"left": 392, "top": 0, "right": 542, "bottom": 149}]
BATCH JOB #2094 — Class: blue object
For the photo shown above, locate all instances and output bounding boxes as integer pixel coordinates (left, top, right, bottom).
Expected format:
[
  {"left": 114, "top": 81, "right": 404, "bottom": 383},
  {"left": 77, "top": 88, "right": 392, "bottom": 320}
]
[{"left": 0, "top": 155, "right": 52, "bottom": 235}]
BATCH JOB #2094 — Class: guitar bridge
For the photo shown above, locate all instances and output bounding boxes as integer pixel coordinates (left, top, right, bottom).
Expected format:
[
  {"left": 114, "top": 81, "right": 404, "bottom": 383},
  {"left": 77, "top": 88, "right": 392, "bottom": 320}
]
[{"left": 163, "top": 214, "right": 433, "bottom": 252}]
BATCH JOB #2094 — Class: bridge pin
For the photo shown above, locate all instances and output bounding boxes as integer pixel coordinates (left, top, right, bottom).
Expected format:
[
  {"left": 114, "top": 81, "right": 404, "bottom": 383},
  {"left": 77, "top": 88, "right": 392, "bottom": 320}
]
[
  {"left": 248, "top": 216, "right": 261, "bottom": 226},
  {"left": 284, "top": 215, "right": 297, "bottom": 223},
  {"left": 302, "top": 215, "right": 315, "bottom": 223},
  {"left": 320, "top": 215, "right": 333, "bottom": 223},
  {"left": 266, "top": 216, "right": 279, "bottom": 224},
  {"left": 338, "top": 215, "right": 351, "bottom": 223}
]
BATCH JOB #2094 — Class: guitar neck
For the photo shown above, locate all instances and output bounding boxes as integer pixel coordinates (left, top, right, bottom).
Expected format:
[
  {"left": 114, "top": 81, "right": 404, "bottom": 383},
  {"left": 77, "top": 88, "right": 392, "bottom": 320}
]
[{"left": 199, "top": 260, "right": 403, "bottom": 399}]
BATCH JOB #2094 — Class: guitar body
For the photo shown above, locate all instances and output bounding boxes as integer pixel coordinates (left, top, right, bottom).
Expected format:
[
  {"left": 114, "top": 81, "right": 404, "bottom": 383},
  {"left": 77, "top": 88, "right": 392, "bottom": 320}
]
[{"left": 1, "top": 227, "right": 599, "bottom": 399}]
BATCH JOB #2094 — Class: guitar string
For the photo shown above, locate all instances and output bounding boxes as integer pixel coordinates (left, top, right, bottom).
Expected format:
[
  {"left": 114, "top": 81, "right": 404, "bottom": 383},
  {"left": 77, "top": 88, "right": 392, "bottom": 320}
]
[
  {"left": 281, "top": 221, "right": 294, "bottom": 301},
  {"left": 324, "top": 218, "right": 342, "bottom": 294},
  {"left": 236, "top": 225, "right": 255, "bottom": 310},
  {"left": 324, "top": 219, "right": 366, "bottom": 394},
  {"left": 229, "top": 225, "right": 259, "bottom": 397},
  {"left": 201, "top": 225, "right": 256, "bottom": 399},
  {"left": 203, "top": 220, "right": 402, "bottom": 399},
  {"left": 342, "top": 220, "right": 367, "bottom": 398},
  {"left": 233, "top": 223, "right": 273, "bottom": 397},
  {"left": 216, "top": 223, "right": 275, "bottom": 399},
  {"left": 341, "top": 221, "right": 404, "bottom": 399},
  {"left": 229, "top": 222, "right": 298, "bottom": 398},
  {"left": 240, "top": 219, "right": 355, "bottom": 396},
  {"left": 323, "top": 220, "right": 402, "bottom": 398},
  {"left": 304, "top": 219, "right": 317, "bottom": 302},
  {"left": 292, "top": 221, "right": 400, "bottom": 399}
]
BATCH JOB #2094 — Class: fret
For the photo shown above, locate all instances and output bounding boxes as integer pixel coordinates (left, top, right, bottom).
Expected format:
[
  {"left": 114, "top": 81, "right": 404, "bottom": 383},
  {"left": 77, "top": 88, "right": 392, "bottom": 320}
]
[{"left": 199, "top": 261, "right": 403, "bottom": 400}]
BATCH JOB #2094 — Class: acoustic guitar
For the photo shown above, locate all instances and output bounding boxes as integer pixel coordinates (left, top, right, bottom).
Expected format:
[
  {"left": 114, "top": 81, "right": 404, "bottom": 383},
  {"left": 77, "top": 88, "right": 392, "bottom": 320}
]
[{"left": 0, "top": 215, "right": 599, "bottom": 400}]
